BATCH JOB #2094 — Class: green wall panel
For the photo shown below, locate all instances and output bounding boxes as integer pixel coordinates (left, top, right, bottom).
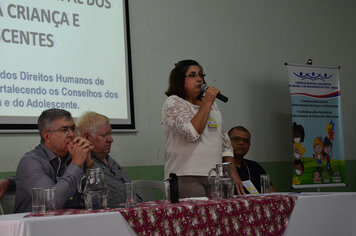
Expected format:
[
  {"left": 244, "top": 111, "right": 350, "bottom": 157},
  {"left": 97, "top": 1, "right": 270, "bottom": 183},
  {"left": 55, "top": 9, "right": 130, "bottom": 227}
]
[
  {"left": 124, "top": 165, "right": 164, "bottom": 181},
  {"left": 0, "top": 172, "right": 15, "bottom": 179},
  {"left": 261, "top": 160, "right": 356, "bottom": 192}
]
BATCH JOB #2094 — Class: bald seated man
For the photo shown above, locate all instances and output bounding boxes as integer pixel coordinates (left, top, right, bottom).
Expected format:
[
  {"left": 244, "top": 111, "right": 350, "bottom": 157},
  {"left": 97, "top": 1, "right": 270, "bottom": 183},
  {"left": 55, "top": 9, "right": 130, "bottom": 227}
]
[{"left": 229, "top": 126, "right": 277, "bottom": 194}]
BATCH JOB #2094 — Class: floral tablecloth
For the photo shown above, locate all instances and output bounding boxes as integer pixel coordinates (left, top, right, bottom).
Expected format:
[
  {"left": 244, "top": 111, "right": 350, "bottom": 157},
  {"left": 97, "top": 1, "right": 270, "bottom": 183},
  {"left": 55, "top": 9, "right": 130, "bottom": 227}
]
[{"left": 25, "top": 195, "right": 296, "bottom": 236}]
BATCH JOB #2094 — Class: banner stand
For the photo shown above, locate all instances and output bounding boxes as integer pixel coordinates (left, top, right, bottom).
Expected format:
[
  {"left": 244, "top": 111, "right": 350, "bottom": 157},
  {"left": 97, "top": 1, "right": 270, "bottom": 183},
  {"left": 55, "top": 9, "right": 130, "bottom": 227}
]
[{"left": 286, "top": 60, "right": 346, "bottom": 190}]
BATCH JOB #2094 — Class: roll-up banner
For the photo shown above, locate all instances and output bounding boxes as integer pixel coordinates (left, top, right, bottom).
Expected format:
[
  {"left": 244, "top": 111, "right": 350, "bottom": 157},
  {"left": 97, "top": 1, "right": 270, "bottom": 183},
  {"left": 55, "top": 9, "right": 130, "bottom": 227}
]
[{"left": 286, "top": 63, "right": 345, "bottom": 188}]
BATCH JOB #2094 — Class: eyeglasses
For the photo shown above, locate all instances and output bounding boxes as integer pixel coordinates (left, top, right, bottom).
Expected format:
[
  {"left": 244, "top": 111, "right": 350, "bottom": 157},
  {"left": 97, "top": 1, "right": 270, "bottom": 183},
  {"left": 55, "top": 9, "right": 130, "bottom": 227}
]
[
  {"left": 185, "top": 72, "right": 206, "bottom": 79},
  {"left": 45, "top": 125, "right": 76, "bottom": 134},
  {"left": 230, "top": 136, "right": 250, "bottom": 144}
]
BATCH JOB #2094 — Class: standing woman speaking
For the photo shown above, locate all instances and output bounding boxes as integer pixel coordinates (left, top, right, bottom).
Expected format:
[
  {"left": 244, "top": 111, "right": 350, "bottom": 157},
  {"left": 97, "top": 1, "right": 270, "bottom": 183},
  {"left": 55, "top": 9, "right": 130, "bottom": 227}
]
[{"left": 162, "top": 59, "right": 245, "bottom": 198}]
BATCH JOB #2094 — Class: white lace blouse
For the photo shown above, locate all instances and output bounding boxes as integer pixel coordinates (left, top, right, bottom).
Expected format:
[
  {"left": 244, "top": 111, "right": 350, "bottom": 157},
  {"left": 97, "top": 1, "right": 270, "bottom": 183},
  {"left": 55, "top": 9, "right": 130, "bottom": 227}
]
[{"left": 162, "top": 95, "right": 233, "bottom": 178}]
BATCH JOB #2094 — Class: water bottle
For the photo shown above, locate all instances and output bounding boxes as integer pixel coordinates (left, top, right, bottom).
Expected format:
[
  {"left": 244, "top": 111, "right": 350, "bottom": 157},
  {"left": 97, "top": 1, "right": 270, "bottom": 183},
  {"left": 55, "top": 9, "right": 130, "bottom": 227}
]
[{"left": 169, "top": 173, "right": 179, "bottom": 203}]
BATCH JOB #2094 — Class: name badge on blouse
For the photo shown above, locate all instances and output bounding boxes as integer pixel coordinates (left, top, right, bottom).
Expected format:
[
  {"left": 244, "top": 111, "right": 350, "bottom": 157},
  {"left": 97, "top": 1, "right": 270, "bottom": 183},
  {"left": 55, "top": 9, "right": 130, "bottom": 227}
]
[
  {"left": 242, "top": 180, "right": 259, "bottom": 194},
  {"left": 208, "top": 117, "right": 218, "bottom": 128}
]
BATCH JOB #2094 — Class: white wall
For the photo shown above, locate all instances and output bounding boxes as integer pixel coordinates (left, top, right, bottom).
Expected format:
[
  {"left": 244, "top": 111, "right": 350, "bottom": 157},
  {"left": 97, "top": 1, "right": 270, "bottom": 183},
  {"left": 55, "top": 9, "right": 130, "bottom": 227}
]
[{"left": 1, "top": 0, "right": 355, "bottom": 171}]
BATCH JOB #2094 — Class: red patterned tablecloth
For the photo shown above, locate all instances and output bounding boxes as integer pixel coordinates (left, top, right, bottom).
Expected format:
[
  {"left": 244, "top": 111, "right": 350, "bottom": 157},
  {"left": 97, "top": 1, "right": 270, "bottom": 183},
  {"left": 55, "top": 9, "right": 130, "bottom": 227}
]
[{"left": 25, "top": 195, "right": 296, "bottom": 236}]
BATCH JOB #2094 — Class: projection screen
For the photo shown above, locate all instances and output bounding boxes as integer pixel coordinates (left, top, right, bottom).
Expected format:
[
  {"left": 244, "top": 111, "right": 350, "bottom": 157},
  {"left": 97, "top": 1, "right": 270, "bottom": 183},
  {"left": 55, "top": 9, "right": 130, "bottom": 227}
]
[{"left": 0, "top": 0, "right": 135, "bottom": 131}]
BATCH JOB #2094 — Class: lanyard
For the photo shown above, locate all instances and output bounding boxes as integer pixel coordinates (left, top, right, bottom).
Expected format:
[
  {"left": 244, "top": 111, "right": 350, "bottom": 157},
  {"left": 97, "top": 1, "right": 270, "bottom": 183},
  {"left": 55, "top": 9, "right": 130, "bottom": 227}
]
[{"left": 243, "top": 161, "right": 251, "bottom": 180}]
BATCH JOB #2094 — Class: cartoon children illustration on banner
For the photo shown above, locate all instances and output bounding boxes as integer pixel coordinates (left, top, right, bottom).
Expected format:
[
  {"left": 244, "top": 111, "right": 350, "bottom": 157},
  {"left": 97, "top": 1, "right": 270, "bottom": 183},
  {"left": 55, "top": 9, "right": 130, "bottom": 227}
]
[
  {"left": 293, "top": 122, "right": 306, "bottom": 160},
  {"left": 292, "top": 122, "right": 306, "bottom": 185},
  {"left": 292, "top": 119, "right": 341, "bottom": 185},
  {"left": 324, "top": 120, "right": 334, "bottom": 170},
  {"left": 313, "top": 136, "right": 324, "bottom": 172}
]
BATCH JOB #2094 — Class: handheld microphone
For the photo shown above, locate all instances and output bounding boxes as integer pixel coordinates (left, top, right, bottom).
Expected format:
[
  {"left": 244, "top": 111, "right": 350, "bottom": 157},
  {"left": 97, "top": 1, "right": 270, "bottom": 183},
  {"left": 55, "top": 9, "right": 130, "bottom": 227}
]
[{"left": 200, "top": 84, "right": 229, "bottom": 103}]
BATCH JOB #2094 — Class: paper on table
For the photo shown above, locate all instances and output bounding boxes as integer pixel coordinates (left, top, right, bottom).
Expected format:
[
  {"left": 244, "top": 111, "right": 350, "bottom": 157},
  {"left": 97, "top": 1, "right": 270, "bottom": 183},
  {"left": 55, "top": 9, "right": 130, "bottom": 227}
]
[{"left": 242, "top": 180, "right": 259, "bottom": 194}]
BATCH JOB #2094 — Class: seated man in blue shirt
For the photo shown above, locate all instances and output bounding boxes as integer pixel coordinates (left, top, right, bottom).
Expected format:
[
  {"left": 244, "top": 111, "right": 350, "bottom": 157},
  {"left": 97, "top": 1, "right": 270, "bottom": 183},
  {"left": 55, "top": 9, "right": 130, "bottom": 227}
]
[
  {"left": 76, "top": 111, "right": 141, "bottom": 207},
  {"left": 15, "top": 108, "right": 94, "bottom": 212},
  {"left": 229, "top": 126, "right": 277, "bottom": 194}
]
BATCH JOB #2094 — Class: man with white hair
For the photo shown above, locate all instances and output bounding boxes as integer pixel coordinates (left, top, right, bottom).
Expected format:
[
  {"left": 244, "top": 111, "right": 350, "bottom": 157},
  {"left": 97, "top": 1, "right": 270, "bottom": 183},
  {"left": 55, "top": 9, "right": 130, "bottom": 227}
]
[{"left": 76, "top": 111, "right": 140, "bottom": 207}]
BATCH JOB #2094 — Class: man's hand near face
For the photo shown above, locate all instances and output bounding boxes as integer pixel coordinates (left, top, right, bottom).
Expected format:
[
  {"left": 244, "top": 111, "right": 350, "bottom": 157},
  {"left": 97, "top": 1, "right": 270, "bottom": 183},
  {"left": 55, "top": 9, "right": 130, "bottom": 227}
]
[{"left": 69, "top": 137, "right": 95, "bottom": 167}]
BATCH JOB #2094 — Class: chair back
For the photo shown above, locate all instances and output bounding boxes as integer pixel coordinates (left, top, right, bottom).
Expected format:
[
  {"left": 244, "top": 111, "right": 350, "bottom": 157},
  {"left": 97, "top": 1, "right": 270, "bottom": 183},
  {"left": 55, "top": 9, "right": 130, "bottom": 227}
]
[
  {"left": 0, "top": 202, "right": 4, "bottom": 215},
  {"left": 132, "top": 180, "right": 164, "bottom": 202},
  {"left": 0, "top": 192, "right": 15, "bottom": 214}
]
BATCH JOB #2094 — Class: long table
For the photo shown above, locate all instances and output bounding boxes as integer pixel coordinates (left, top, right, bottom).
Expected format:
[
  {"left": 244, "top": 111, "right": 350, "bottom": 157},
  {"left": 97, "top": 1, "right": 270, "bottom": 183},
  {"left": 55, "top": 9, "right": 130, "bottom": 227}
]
[
  {"left": 0, "top": 192, "right": 355, "bottom": 236},
  {"left": 0, "top": 211, "right": 136, "bottom": 236},
  {"left": 283, "top": 192, "right": 356, "bottom": 236}
]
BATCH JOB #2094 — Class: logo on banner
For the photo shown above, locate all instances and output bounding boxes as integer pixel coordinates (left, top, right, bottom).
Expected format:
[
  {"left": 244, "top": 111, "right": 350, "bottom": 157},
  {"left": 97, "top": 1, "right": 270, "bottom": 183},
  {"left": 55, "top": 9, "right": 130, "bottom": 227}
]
[{"left": 293, "top": 71, "right": 333, "bottom": 81}]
